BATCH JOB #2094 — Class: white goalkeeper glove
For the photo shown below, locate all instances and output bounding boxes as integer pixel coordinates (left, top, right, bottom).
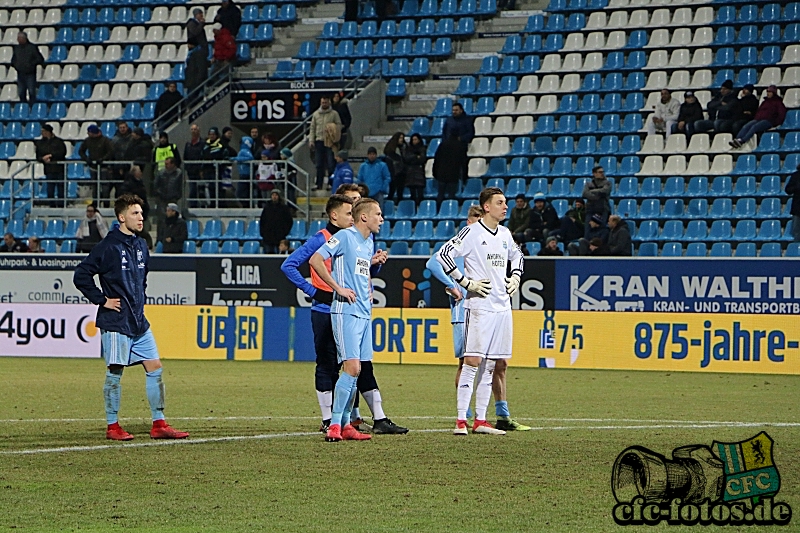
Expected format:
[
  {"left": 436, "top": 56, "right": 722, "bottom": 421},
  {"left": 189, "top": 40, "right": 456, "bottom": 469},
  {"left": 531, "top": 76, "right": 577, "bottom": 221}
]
[
  {"left": 458, "top": 276, "right": 492, "bottom": 298},
  {"left": 505, "top": 274, "right": 520, "bottom": 296}
]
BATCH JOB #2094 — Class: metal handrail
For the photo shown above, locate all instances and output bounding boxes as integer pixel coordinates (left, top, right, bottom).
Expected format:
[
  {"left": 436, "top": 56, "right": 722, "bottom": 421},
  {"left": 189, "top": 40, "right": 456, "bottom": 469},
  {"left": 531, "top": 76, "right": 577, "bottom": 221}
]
[{"left": 277, "top": 64, "right": 382, "bottom": 151}]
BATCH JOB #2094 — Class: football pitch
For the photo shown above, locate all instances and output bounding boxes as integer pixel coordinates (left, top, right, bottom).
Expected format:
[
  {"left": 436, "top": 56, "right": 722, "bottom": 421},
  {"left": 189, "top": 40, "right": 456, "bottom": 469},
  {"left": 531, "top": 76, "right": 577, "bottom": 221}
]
[{"left": 1, "top": 358, "right": 799, "bottom": 532}]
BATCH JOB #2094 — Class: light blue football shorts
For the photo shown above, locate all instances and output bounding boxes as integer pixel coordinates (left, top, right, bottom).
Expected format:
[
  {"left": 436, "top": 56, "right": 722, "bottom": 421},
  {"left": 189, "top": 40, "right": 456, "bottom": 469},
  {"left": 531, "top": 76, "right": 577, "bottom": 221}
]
[
  {"left": 331, "top": 313, "right": 373, "bottom": 363},
  {"left": 101, "top": 329, "right": 160, "bottom": 367},
  {"left": 453, "top": 321, "right": 465, "bottom": 359}
]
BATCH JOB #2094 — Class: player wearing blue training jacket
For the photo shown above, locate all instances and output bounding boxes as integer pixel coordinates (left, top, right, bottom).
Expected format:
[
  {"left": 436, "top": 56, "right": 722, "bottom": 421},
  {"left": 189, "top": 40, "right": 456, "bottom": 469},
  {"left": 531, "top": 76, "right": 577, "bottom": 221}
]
[
  {"left": 73, "top": 194, "right": 189, "bottom": 441},
  {"left": 310, "top": 198, "right": 386, "bottom": 442},
  {"left": 281, "top": 190, "right": 407, "bottom": 435},
  {"left": 426, "top": 205, "right": 531, "bottom": 431}
]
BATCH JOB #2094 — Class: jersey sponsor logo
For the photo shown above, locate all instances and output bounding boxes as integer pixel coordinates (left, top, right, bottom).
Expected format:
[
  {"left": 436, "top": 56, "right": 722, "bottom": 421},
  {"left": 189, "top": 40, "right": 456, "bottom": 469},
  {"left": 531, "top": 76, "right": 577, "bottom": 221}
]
[
  {"left": 355, "top": 257, "right": 370, "bottom": 277},
  {"left": 486, "top": 253, "right": 505, "bottom": 268},
  {"left": 325, "top": 236, "right": 340, "bottom": 248}
]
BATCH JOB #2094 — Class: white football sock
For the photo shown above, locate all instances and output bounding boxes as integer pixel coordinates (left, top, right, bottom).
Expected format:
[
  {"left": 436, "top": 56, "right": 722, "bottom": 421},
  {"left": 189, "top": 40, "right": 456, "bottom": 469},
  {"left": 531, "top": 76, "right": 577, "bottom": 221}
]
[
  {"left": 361, "top": 389, "right": 385, "bottom": 420},
  {"left": 316, "top": 390, "right": 333, "bottom": 421},
  {"left": 456, "top": 364, "right": 478, "bottom": 420},
  {"left": 474, "top": 359, "right": 496, "bottom": 421}
]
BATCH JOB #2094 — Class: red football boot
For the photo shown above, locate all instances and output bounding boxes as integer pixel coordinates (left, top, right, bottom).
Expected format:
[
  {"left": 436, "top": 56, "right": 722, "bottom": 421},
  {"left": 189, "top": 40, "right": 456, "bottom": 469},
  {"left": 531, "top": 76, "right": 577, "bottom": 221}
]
[
  {"left": 150, "top": 419, "right": 189, "bottom": 439},
  {"left": 325, "top": 423, "right": 342, "bottom": 442},
  {"left": 106, "top": 423, "right": 134, "bottom": 441},
  {"left": 341, "top": 424, "right": 372, "bottom": 441}
]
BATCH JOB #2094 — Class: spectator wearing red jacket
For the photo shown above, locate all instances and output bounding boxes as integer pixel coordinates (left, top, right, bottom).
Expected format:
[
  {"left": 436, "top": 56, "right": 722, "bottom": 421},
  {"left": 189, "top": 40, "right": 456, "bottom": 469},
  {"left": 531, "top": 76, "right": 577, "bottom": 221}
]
[
  {"left": 730, "top": 85, "right": 787, "bottom": 148},
  {"left": 211, "top": 23, "right": 236, "bottom": 74}
]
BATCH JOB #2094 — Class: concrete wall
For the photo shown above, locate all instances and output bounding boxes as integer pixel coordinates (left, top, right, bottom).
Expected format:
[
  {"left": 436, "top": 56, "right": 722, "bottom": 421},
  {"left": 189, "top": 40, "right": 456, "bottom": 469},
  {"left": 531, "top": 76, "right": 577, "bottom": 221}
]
[{"left": 165, "top": 85, "right": 233, "bottom": 151}]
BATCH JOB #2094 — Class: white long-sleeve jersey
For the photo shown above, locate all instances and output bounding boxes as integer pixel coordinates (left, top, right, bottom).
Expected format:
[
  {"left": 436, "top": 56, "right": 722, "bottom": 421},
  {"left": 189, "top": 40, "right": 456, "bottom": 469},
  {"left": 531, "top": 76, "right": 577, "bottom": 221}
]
[{"left": 436, "top": 220, "right": 524, "bottom": 312}]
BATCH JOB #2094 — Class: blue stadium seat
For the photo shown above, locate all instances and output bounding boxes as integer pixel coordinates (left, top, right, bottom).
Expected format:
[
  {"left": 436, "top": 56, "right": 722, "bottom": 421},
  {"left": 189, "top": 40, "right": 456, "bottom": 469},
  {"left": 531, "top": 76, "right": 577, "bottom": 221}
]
[
  {"left": 616, "top": 199, "right": 637, "bottom": 219},
  {"left": 732, "top": 219, "right": 756, "bottom": 240},
  {"left": 458, "top": 178, "right": 483, "bottom": 199},
  {"left": 708, "top": 220, "right": 732, "bottom": 241},
  {"left": 663, "top": 198, "right": 685, "bottom": 218},
  {"left": 684, "top": 220, "right": 708, "bottom": 241},
  {"left": 615, "top": 177, "right": 638, "bottom": 198},
  {"left": 787, "top": 243, "right": 800, "bottom": 257},
  {"left": 286, "top": 219, "right": 306, "bottom": 240},
  {"left": 759, "top": 242, "right": 782, "bottom": 257},
  {"left": 435, "top": 200, "right": 459, "bottom": 220},
  {"left": 622, "top": 72, "right": 645, "bottom": 92},
  {"left": 633, "top": 221, "right": 658, "bottom": 242},
  {"left": 426, "top": 138, "right": 440, "bottom": 158},
  {"left": 686, "top": 243, "right": 707, "bottom": 257},
  {"left": 708, "top": 198, "right": 732, "bottom": 219},
  {"left": 533, "top": 116, "right": 554, "bottom": 134},
  {"left": 200, "top": 240, "right": 219, "bottom": 254},
  {"left": 733, "top": 197, "right": 756, "bottom": 218},
  {"left": 732, "top": 176, "right": 756, "bottom": 196},
  {"left": 387, "top": 79, "right": 406, "bottom": 98},
  {"left": 734, "top": 243, "right": 756, "bottom": 257},
  {"left": 710, "top": 176, "right": 732, "bottom": 196},
  {"left": 637, "top": 199, "right": 660, "bottom": 220},
  {"left": 389, "top": 221, "right": 412, "bottom": 241},
  {"left": 637, "top": 242, "right": 658, "bottom": 256},
  {"left": 552, "top": 136, "right": 573, "bottom": 155},
  {"left": 758, "top": 175, "right": 782, "bottom": 196},
  {"left": 710, "top": 242, "right": 732, "bottom": 257},
  {"left": 755, "top": 220, "right": 782, "bottom": 241},
  {"left": 622, "top": 94, "right": 644, "bottom": 112},
  {"left": 390, "top": 241, "right": 410, "bottom": 255},
  {"left": 625, "top": 30, "right": 648, "bottom": 50},
  {"left": 484, "top": 158, "right": 506, "bottom": 177},
  {"left": 220, "top": 241, "right": 240, "bottom": 254},
  {"left": 221, "top": 219, "right": 245, "bottom": 241},
  {"left": 304, "top": 220, "right": 326, "bottom": 240},
  {"left": 661, "top": 242, "right": 683, "bottom": 257},
  {"left": 557, "top": 115, "right": 577, "bottom": 134},
  {"left": 242, "top": 241, "right": 261, "bottom": 254},
  {"left": 685, "top": 199, "right": 707, "bottom": 219}
]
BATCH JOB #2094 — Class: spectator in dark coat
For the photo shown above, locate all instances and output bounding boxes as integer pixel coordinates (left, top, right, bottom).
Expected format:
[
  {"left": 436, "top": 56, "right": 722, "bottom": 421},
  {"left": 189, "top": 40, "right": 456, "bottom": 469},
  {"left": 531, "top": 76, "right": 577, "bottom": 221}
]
[
  {"left": 785, "top": 164, "right": 800, "bottom": 242},
  {"left": 581, "top": 166, "right": 611, "bottom": 232},
  {"left": 588, "top": 237, "right": 610, "bottom": 256},
  {"left": 433, "top": 136, "right": 466, "bottom": 205},
  {"left": 733, "top": 84, "right": 759, "bottom": 135},
  {"left": 402, "top": 133, "right": 427, "bottom": 206},
  {"left": 607, "top": 215, "right": 632, "bottom": 256},
  {"left": 154, "top": 157, "right": 183, "bottom": 208},
  {"left": 731, "top": 85, "right": 787, "bottom": 148},
  {"left": 184, "top": 124, "right": 206, "bottom": 207},
  {"left": 110, "top": 121, "right": 133, "bottom": 190},
  {"left": 215, "top": 0, "right": 242, "bottom": 37},
  {"left": 568, "top": 214, "right": 609, "bottom": 256},
  {"left": 441, "top": 102, "right": 475, "bottom": 184},
  {"left": 185, "top": 43, "right": 209, "bottom": 95},
  {"left": 549, "top": 209, "right": 582, "bottom": 244},
  {"left": 691, "top": 80, "right": 740, "bottom": 135},
  {"left": 118, "top": 166, "right": 150, "bottom": 220},
  {"left": 186, "top": 8, "right": 208, "bottom": 52},
  {"left": 79, "top": 124, "right": 115, "bottom": 204},
  {"left": 508, "top": 194, "right": 530, "bottom": 243},
  {"left": 124, "top": 127, "right": 154, "bottom": 167},
  {"left": 259, "top": 190, "right": 293, "bottom": 254},
  {"left": 154, "top": 82, "right": 183, "bottom": 130},
  {"left": 524, "top": 193, "right": 559, "bottom": 243},
  {"left": 35, "top": 124, "right": 67, "bottom": 204},
  {"left": 157, "top": 203, "right": 188, "bottom": 254},
  {"left": 672, "top": 91, "right": 704, "bottom": 136},
  {"left": 11, "top": 31, "right": 44, "bottom": 104},
  {"left": 538, "top": 236, "right": 564, "bottom": 257},
  {"left": 384, "top": 132, "right": 406, "bottom": 202},
  {"left": 332, "top": 92, "right": 352, "bottom": 148},
  {"left": 0, "top": 232, "right": 28, "bottom": 253}
]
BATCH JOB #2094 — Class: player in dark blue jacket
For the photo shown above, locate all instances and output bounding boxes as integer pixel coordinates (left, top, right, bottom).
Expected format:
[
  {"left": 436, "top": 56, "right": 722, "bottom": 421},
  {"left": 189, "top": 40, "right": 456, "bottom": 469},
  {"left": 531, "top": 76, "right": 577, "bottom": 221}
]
[
  {"left": 73, "top": 194, "right": 189, "bottom": 441},
  {"left": 281, "top": 189, "right": 408, "bottom": 435}
]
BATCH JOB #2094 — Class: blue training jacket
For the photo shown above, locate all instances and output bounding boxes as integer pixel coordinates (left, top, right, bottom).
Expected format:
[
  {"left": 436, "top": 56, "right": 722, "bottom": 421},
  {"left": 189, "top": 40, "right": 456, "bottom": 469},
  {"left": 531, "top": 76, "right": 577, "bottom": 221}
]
[{"left": 73, "top": 228, "right": 151, "bottom": 337}]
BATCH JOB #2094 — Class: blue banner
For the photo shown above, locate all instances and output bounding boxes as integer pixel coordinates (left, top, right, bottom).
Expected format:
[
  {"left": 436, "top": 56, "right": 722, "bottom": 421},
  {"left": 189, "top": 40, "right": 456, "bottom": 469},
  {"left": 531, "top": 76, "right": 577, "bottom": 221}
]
[{"left": 554, "top": 259, "right": 800, "bottom": 314}]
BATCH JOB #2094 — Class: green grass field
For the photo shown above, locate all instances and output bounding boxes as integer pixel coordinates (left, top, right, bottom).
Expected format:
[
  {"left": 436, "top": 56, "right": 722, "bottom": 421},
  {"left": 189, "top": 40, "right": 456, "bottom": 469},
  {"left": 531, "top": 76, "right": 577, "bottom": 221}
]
[{"left": 1, "top": 358, "right": 799, "bottom": 532}]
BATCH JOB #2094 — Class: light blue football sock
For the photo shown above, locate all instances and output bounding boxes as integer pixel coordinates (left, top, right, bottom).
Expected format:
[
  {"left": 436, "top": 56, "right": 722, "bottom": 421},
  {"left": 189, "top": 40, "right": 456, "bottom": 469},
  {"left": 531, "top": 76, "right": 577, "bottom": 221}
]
[
  {"left": 331, "top": 373, "right": 357, "bottom": 427},
  {"left": 350, "top": 406, "right": 361, "bottom": 423},
  {"left": 466, "top": 406, "right": 473, "bottom": 419},
  {"left": 103, "top": 368, "right": 123, "bottom": 425},
  {"left": 342, "top": 385, "right": 359, "bottom": 428},
  {"left": 495, "top": 400, "right": 510, "bottom": 418},
  {"left": 145, "top": 368, "right": 165, "bottom": 422}
]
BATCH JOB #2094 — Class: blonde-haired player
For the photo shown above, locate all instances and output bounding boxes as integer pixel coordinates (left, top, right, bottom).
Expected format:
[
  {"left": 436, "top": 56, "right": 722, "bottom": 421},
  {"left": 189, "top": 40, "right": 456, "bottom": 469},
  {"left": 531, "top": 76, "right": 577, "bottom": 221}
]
[{"left": 436, "top": 188, "right": 525, "bottom": 435}]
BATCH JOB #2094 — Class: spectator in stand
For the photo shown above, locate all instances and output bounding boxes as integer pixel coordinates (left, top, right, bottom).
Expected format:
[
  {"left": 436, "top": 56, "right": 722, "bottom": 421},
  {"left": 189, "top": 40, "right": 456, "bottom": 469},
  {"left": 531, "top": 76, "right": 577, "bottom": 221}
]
[
  {"left": 76, "top": 203, "right": 109, "bottom": 253},
  {"left": 153, "top": 132, "right": 182, "bottom": 172},
  {"left": 548, "top": 209, "right": 583, "bottom": 244},
  {"left": 572, "top": 198, "right": 586, "bottom": 235},
  {"left": 568, "top": 214, "right": 609, "bottom": 256},
  {"left": 308, "top": 96, "right": 342, "bottom": 190},
  {"left": 250, "top": 127, "right": 260, "bottom": 145},
  {"left": 730, "top": 85, "right": 787, "bottom": 148},
  {"left": 157, "top": 203, "right": 188, "bottom": 254},
  {"left": 259, "top": 190, "right": 293, "bottom": 254},
  {"left": 278, "top": 239, "right": 292, "bottom": 255},
  {"left": 537, "top": 236, "right": 563, "bottom": 257},
  {"left": 432, "top": 137, "right": 464, "bottom": 205},
  {"left": 1, "top": 232, "right": 29, "bottom": 253},
  {"left": 441, "top": 103, "right": 475, "bottom": 183},
  {"left": 280, "top": 147, "right": 298, "bottom": 210},
  {"left": 118, "top": 166, "right": 150, "bottom": 222},
  {"left": 256, "top": 133, "right": 280, "bottom": 200},
  {"left": 211, "top": 23, "right": 236, "bottom": 75},
  {"left": 357, "top": 147, "right": 391, "bottom": 208},
  {"left": 733, "top": 84, "right": 759, "bottom": 136},
  {"left": 109, "top": 122, "right": 133, "bottom": 198},
  {"left": 215, "top": 0, "right": 242, "bottom": 37},
  {"left": 11, "top": 31, "right": 44, "bottom": 104},
  {"left": 185, "top": 43, "right": 209, "bottom": 96},
  {"left": 344, "top": 0, "right": 358, "bottom": 21},
  {"left": 402, "top": 133, "right": 427, "bottom": 207},
  {"left": 184, "top": 124, "right": 206, "bottom": 207},
  {"left": 606, "top": 215, "right": 632, "bottom": 256},
  {"left": 153, "top": 157, "right": 183, "bottom": 221},
  {"left": 222, "top": 127, "right": 235, "bottom": 148},
  {"left": 384, "top": 132, "right": 406, "bottom": 202},
  {"left": 646, "top": 89, "right": 680, "bottom": 138},
  {"left": 784, "top": 164, "right": 800, "bottom": 242},
  {"left": 587, "top": 237, "right": 610, "bottom": 256},
  {"left": 524, "top": 193, "right": 559, "bottom": 244},
  {"left": 27, "top": 236, "right": 44, "bottom": 253},
  {"left": 235, "top": 135, "right": 256, "bottom": 202},
  {"left": 672, "top": 91, "right": 704, "bottom": 137},
  {"left": 154, "top": 82, "right": 183, "bottom": 131},
  {"left": 203, "top": 127, "right": 225, "bottom": 204},
  {"left": 330, "top": 150, "right": 354, "bottom": 192},
  {"left": 187, "top": 8, "right": 208, "bottom": 53},
  {"left": 507, "top": 193, "right": 530, "bottom": 243},
  {"left": 35, "top": 124, "right": 67, "bottom": 205},
  {"left": 692, "top": 80, "right": 740, "bottom": 135},
  {"left": 79, "top": 125, "right": 115, "bottom": 205},
  {"left": 125, "top": 127, "right": 154, "bottom": 168},
  {"left": 332, "top": 92, "right": 352, "bottom": 149},
  {"left": 581, "top": 166, "right": 611, "bottom": 233}
]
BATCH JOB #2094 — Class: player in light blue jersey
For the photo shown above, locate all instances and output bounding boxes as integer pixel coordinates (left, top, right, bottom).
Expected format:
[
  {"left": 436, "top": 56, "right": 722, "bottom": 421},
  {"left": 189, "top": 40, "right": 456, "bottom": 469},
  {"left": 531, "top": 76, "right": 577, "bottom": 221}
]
[
  {"left": 310, "top": 198, "right": 385, "bottom": 442},
  {"left": 427, "top": 204, "right": 531, "bottom": 432}
]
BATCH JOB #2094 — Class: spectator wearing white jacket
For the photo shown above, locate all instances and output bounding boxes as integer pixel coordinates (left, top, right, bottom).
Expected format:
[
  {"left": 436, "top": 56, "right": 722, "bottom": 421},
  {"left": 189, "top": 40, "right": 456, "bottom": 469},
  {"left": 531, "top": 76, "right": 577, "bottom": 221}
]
[{"left": 646, "top": 89, "right": 680, "bottom": 138}]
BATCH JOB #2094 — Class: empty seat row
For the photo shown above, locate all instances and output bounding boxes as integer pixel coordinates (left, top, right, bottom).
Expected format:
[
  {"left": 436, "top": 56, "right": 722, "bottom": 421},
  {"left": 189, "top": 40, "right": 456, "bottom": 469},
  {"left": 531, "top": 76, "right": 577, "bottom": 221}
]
[
  {"left": 639, "top": 154, "right": 799, "bottom": 176},
  {"left": 48, "top": 24, "right": 186, "bottom": 45},
  {"left": 225, "top": 3, "right": 297, "bottom": 23},
  {"left": 44, "top": 43, "right": 186, "bottom": 64},
  {"left": 59, "top": 6, "right": 154, "bottom": 26},
  {"left": 632, "top": 219, "right": 791, "bottom": 242},
  {"left": 617, "top": 197, "right": 790, "bottom": 220},
  {"left": 379, "top": 0, "right": 496, "bottom": 18},
  {"left": 615, "top": 175, "right": 788, "bottom": 198},
  {"left": 639, "top": 241, "right": 795, "bottom": 258},
  {"left": 296, "top": 37, "right": 452, "bottom": 60},
  {"left": 319, "top": 17, "right": 474, "bottom": 40},
  {"left": 467, "top": 155, "right": 642, "bottom": 177},
  {"left": 469, "top": 133, "right": 645, "bottom": 156}
]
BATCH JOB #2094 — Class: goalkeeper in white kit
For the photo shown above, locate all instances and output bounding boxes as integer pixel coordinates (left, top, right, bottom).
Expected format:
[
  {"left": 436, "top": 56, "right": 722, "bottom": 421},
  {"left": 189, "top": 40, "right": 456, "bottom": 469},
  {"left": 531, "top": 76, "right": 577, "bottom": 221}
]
[{"left": 436, "top": 187, "right": 525, "bottom": 435}]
